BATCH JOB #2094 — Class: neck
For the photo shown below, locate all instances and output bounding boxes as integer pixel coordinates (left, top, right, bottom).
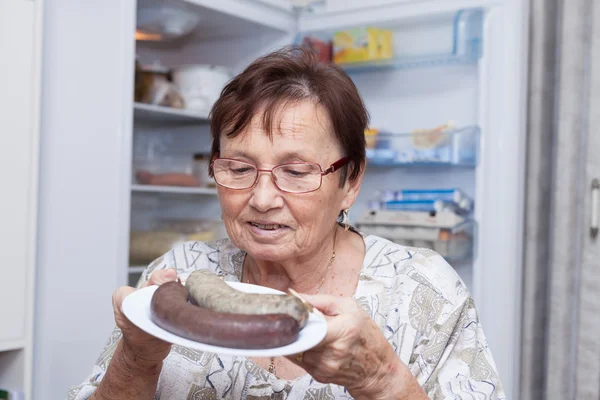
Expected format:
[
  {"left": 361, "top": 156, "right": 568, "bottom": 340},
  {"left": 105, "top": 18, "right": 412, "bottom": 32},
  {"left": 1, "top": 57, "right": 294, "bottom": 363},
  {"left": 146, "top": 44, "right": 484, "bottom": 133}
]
[{"left": 244, "top": 225, "right": 340, "bottom": 294}]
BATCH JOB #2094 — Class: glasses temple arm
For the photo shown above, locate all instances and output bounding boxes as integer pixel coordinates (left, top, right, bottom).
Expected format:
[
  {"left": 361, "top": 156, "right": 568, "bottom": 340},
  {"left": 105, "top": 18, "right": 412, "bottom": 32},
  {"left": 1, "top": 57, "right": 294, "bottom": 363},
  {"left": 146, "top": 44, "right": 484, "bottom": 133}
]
[{"left": 323, "top": 156, "right": 350, "bottom": 174}]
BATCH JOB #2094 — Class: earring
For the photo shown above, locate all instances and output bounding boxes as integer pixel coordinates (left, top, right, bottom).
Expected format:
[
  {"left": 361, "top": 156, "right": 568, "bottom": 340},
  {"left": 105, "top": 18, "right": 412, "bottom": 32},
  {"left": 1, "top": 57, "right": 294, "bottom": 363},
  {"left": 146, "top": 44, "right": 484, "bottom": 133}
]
[{"left": 342, "top": 209, "right": 350, "bottom": 231}]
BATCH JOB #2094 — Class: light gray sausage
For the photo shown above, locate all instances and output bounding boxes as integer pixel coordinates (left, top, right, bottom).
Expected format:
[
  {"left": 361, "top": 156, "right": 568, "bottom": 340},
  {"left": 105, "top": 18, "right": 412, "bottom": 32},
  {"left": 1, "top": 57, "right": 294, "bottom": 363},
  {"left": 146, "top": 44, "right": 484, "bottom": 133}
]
[{"left": 185, "top": 270, "right": 310, "bottom": 328}]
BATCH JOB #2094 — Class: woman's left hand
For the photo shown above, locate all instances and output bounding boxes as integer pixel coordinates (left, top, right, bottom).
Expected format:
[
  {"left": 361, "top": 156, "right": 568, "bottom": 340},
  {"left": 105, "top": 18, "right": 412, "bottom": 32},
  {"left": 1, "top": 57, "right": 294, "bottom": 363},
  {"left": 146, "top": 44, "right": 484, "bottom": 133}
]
[{"left": 286, "top": 294, "right": 427, "bottom": 400}]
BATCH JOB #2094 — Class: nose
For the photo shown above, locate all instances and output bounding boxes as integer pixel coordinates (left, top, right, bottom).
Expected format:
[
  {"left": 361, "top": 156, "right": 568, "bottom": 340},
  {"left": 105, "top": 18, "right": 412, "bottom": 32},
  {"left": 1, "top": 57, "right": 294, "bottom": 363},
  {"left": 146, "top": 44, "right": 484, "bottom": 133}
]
[{"left": 248, "top": 171, "right": 284, "bottom": 212}]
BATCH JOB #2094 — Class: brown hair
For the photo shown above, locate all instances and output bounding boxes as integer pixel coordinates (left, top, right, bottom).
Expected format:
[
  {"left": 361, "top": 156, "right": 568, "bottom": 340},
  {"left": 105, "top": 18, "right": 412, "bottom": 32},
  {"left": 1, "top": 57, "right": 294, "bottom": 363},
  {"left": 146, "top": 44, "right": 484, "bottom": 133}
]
[{"left": 209, "top": 46, "right": 369, "bottom": 185}]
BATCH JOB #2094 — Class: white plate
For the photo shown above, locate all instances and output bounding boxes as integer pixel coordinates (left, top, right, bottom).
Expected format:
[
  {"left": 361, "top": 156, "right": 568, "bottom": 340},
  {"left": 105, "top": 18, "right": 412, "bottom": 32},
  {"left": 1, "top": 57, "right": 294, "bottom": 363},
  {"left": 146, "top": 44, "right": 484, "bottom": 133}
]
[{"left": 122, "top": 281, "right": 328, "bottom": 357}]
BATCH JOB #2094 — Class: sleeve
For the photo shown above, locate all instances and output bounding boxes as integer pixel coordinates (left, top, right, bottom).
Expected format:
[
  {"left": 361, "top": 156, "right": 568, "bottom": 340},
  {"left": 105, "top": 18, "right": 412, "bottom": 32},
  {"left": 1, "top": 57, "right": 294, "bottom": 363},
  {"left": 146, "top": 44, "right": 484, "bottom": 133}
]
[
  {"left": 410, "top": 294, "right": 507, "bottom": 400},
  {"left": 65, "top": 254, "right": 171, "bottom": 400}
]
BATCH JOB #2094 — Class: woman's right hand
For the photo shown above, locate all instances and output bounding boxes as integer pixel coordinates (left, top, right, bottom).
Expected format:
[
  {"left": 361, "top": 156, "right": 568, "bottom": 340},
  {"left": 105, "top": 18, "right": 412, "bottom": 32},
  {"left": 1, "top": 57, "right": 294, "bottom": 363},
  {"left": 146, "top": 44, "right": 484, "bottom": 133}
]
[{"left": 112, "top": 268, "right": 178, "bottom": 367}]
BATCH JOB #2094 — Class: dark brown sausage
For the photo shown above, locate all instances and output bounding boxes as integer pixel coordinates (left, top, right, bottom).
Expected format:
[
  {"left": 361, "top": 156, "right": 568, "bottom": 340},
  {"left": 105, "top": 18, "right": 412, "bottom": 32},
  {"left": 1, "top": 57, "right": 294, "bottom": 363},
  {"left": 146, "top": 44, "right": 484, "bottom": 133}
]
[{"left": 150, "top": 281, "right": 300, "bottom": 349}]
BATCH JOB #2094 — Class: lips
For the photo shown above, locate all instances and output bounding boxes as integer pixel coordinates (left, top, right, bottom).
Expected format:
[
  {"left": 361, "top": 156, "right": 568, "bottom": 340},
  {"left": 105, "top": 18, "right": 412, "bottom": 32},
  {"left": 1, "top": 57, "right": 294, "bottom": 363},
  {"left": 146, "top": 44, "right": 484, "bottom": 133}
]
[
  {"left": 249, "top": 221, "right": 288, "bottom": 231},
  {"left": 250, "top": 222, "right": 287, "bottom": 231},
  {"left": 246, "top": 220, "right": 290, "bottom": 240}
]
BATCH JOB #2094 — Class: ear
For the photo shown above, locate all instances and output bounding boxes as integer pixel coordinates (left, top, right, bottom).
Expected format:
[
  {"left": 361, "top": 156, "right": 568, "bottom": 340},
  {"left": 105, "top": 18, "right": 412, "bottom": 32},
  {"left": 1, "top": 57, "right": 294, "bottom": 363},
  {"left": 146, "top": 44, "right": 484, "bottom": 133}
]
[{"left": 340, "top": 161, "right": 365, "bottom": 211}]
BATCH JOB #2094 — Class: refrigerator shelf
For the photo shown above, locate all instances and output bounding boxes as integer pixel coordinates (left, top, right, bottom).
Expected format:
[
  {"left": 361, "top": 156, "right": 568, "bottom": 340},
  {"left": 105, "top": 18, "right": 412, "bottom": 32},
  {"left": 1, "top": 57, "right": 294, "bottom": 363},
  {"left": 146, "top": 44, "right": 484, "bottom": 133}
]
[
  {"left": 296, "top": 8, "right": 483, "bottom": 73},
  {"left": 366, "top": 125, "right": 480, "bottom": 167},
  {"left": 131, "top": 184, "right": 218, "bottom": 195},
  {"left": 129, "top": 266, "right": 146, "bottom": 274},
  {"left": 134, "top": 102, "right": 210, "bottom": 124}
]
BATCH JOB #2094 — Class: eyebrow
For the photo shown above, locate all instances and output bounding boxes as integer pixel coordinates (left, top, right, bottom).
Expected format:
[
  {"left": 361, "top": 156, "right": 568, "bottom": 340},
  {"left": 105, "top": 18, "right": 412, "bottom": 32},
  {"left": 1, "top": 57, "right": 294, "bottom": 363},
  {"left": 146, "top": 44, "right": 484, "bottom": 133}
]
[{"left": 224, "top": 150, "right": 314, "bottom": 163}]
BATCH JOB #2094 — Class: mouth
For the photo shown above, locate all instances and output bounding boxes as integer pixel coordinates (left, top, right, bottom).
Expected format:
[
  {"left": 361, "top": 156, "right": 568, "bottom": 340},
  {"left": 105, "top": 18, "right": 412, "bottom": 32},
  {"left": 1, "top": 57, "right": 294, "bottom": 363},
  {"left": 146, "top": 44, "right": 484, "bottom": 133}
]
[{"left": 248, "top": 222, "right": 289, "bottom": 231}]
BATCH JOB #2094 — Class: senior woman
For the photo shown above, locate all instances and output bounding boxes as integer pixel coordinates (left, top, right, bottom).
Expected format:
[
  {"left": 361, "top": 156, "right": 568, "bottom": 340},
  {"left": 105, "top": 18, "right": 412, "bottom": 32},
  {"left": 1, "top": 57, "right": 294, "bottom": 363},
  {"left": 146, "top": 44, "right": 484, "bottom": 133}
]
[{"left": 68, "top": 48, "right": 505, "bottom": 400}]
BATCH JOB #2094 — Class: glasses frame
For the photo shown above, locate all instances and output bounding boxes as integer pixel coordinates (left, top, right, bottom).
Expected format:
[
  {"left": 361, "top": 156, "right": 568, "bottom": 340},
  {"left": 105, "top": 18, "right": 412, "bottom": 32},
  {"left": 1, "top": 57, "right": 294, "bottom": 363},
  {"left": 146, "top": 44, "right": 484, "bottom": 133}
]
[{"left": 211, "top": 154, "right": 350, "bottom": 194}]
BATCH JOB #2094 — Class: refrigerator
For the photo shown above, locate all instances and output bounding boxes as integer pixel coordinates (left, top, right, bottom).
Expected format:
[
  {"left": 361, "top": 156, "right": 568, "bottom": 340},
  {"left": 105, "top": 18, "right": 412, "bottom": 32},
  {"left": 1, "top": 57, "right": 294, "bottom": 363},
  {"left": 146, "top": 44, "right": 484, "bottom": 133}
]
[{"left": 30, "top": 0, "right": 529, "bottom": 399}]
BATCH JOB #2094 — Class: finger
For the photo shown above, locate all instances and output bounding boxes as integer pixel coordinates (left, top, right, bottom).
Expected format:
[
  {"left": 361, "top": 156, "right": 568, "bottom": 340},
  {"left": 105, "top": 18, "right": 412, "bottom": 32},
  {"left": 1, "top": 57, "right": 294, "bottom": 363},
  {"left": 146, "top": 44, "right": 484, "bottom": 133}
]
[
  {"left": 300, "top": 294, "right": 349, "bottom": 317},
  {"left": 112, "top": 286, "right": 136, "bottom": 312},
  {"left": 314, "top": 316, "right": 352, "bottom": 348},
  {"left": 145, "top": 268, "right": 178, "bottom": 287}
]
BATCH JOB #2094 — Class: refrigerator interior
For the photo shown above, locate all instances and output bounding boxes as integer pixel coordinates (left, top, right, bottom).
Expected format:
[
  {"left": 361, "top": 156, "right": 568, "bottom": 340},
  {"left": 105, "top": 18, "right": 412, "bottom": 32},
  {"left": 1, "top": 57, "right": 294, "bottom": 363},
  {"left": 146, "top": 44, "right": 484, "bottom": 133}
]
[{"left": 128, "top": 0, "right": 502, "bottom": 389}]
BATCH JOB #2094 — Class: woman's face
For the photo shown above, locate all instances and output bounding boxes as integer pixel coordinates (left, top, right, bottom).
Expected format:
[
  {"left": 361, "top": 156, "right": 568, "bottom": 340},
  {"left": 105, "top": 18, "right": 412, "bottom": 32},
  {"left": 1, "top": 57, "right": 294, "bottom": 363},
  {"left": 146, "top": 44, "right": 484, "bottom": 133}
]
[{"left": 217, "top": 101, "right": 362, "bottom": 262}]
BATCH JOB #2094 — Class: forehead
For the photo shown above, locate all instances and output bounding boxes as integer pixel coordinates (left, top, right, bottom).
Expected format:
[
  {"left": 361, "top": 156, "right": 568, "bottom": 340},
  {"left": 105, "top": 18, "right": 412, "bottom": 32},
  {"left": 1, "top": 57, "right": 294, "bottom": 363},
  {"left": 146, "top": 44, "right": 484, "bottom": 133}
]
[{"left": 220, "top": 101, "right": 339, "bottom": 158}]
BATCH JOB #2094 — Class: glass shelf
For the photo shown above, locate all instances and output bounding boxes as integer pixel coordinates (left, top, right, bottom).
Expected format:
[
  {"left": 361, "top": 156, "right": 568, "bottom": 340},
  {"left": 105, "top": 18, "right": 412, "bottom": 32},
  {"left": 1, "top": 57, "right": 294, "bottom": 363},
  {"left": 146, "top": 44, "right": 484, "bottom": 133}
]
[
  {"left": 131, "top": 184, "right": 218, "bottom": 195},
  {"left": 366, "top": 125, "right": 480, "bottom": 167},
  {"left": 296, "top": 8, "right": 484, "bottom": 73},
  {"left": 133, "top": 102, "right": 209, "bottom": 123}
]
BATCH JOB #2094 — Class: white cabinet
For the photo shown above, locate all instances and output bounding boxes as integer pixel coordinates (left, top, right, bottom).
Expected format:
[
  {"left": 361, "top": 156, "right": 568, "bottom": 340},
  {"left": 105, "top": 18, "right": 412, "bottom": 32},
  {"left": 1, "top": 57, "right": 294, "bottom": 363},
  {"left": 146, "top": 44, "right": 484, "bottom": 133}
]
[{"left": 0, "top": 0, "right": 43, "bottom": 397}]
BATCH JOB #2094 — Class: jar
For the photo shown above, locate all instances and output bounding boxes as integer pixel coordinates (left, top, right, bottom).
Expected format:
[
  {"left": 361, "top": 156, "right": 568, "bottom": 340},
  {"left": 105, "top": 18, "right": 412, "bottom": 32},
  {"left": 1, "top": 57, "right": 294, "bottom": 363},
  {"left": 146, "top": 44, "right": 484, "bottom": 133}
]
[{"left": 192, "top": 154, "right": 214, "bottom": 187}]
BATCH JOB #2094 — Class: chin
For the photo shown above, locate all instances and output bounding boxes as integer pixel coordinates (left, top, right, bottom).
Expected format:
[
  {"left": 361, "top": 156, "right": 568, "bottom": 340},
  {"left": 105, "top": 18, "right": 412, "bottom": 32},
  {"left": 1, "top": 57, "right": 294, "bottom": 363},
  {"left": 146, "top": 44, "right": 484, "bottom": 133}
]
[{"left": 242, "top": 241, "right": 292, "bottom": 262}]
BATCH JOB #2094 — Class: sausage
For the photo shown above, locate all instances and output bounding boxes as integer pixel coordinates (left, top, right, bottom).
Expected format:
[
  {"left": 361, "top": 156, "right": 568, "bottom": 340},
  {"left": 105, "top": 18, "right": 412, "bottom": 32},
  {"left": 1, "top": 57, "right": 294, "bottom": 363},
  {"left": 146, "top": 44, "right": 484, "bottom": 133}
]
[
  {"left": 185, "top": 270, "right": 310, "bottom": 328},
  {"left": 150, "top": 281, "right": 300, "bottom": 349}
]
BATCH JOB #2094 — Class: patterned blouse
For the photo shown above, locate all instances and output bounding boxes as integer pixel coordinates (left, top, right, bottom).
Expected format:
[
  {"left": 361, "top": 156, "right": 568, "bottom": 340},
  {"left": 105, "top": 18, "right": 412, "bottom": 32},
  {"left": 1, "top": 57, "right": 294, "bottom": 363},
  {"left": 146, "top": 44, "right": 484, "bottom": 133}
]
[{"left": 67, "top": 233, "right": 506, "bottom": 400}]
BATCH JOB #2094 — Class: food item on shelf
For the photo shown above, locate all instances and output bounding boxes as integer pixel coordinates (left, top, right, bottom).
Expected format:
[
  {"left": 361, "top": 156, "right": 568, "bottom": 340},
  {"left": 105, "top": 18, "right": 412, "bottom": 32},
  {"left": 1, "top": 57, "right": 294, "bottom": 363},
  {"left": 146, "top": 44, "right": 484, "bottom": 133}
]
[
  {"left": 357, "top": 185, "right": 475, "bottom": 261},
  {"left": 171, "top": 64, "right": 232, "bottom": 113},
  {"left": 300, "top": 35, "right": 332, "bottom": 63},
  {"left": 129, "top": 220, "right": 226, "bottom": 265},
  {"left": 129, "top": 231, "right": 186, "bottom": 265},
  {"left": 366, "top": 124, "right": 478, "bottom": 165},
  {"left": 411, "top": 120, "right": 456, "bottom": 149},
  {"left": 150, "top": 280, "right": 301, "bottom": 349},
  {"left": 135, "top": 170, "right": 201, "bottom": 187},
  {"left": 157, "top": 219, "right": 223, "bottom": 239},
  {"left": 333, "top": 27, "right": 393, "bottom": 64},
  {"left": 185, "top": 270, "right": 310, "bottom": 328},
  {"left": 364, "top": 128, "right": 379, "bottom": 149},
  {"left": 192, "top": 153, "right": 215, "bottom": 188},
  {"left": 357, "top": 208, "right": 465, "bottom": 229},
  {"left": 134, "top": 60, "right": 185, "bottom": 108},
  {"left": 374, "top": 188, "right": 474, "bottom": 215},
  {"left": 355, "top": 210, "right": 474, "bottom": 261},
  {"left": 134, "top": 59, "right": 153, "bottom": 103},
  {"left": 157, "top": 83, "right": 185, "bottom": 109}
]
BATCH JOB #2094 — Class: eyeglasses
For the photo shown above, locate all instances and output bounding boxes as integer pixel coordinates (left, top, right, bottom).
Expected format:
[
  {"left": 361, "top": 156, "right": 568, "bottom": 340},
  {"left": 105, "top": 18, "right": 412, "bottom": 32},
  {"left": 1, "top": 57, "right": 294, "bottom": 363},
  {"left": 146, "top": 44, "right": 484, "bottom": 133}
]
[{"left": 211, "top": 156, "right": 350, "bottom": 194}]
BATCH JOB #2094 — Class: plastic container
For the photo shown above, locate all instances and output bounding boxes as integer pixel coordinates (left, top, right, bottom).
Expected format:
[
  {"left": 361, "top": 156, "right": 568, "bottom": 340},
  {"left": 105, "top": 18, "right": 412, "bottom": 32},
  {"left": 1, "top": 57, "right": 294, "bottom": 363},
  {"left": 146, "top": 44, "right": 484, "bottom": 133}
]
[
  {"left": 375, "top": 188, "right": 474, "bottom": 215},
  {"left": 366, "top": 125, "right": 480, "bottom": 167},
  {"left": 356, "top": 218, "right": 476, "bottom": 262},
  {"left": 171, "top": 65, "right": 232, "bottom": 113},
  {"left": 295, "top": 7, "right": 484, "bottom": 73},
  {"left": 128, "top": 219, "right": 227, "bottom": 266}
]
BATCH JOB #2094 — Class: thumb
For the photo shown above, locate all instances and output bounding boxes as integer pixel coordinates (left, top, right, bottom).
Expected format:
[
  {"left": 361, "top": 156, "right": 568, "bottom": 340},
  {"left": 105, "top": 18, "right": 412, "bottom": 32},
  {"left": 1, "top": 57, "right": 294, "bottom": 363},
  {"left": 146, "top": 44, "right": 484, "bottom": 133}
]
[
  {"left": 146, "top": 268, "right": 178, "bottom": 286},
  {"left": 300, "top": 294, "right": 345, "bottom": 317},
  {"left": 112, "top": 286, "right": 136, "bottom": 312}
]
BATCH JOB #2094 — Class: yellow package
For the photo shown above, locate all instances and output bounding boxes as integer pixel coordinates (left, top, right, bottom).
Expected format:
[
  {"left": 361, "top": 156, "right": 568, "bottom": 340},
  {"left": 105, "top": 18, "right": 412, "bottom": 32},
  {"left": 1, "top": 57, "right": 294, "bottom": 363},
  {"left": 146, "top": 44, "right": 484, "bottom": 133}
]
[
  {"left": 333, "top": 27, "right": 393, "bottom": 64},
  {"left": 375, "top": 28, "right": 393, "bottom": 60},
  {"left": 364, "top": 128, "right": 379, "bottom": 149}
]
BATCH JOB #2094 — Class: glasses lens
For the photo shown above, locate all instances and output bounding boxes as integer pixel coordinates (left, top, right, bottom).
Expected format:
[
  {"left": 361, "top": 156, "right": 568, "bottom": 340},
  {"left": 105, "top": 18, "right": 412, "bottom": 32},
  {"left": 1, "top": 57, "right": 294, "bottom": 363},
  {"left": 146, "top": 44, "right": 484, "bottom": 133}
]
[
  {"left": 213, "top": 159, "right": 257, "bottom": 189},
  {"left": 273, "top": 163, "right": 322, "bottom": 193}
]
